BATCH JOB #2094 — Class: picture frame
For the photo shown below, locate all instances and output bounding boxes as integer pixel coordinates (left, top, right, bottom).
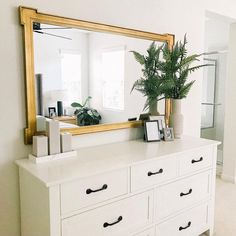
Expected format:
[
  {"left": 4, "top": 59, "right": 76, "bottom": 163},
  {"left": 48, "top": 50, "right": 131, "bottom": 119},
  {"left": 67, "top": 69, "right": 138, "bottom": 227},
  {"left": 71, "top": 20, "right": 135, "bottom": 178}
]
[
  {"left": 144, "top": 120, "right": 161, "bottom": 142},
  {"left": 48, "top": 107, "right": 56, "bottom": 118},
  {"left": 149, "top": 115, "right": 166, "bottom": 140},
  {"left": 163, "top": 127, "right": 174, "bottom": 141},
  {"left": 149, "top": 115, "right": 166, "bottom": 130}
]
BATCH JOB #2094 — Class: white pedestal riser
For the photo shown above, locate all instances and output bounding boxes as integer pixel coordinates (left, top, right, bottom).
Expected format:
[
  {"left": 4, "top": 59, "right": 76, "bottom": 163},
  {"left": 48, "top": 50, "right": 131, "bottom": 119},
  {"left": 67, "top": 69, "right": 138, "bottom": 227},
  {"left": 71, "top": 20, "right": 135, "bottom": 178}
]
[
  {"left": 46, "top": 120, "right": 60, "bottom": 155},
  {"left": 61, "top": 133, "right": 72, "bottom": 153},
  {"left": 32, "top": 136, "right": 48, "bottom": 157}
]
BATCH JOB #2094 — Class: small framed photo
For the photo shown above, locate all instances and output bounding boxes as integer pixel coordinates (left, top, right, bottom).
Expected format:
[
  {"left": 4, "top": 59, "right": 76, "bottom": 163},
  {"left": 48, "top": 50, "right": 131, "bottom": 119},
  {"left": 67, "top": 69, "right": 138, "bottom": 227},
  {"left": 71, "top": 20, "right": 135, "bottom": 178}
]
[
  {"left": 163, "top": 127, "right": 174, "bottom": 141},
  {"left": 144, "top": 120, "right": 161, "bottom": 142},
  {"left": 149, "top": 115, "right": 166, "bottom": 130},
  {"left": 48, "top": 107, "right": 56, "bottom": 118}
]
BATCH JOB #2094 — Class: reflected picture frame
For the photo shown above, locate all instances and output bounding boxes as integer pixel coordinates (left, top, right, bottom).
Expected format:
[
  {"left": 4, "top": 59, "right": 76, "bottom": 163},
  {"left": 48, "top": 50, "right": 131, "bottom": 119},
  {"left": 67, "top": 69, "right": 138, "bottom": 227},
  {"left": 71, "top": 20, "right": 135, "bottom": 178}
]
[
  {"left": 144, "top": 120, "right": 161, "bottom": 142},
  {"left": 48, "top": 107, "right": 56, "bottom": 118}
]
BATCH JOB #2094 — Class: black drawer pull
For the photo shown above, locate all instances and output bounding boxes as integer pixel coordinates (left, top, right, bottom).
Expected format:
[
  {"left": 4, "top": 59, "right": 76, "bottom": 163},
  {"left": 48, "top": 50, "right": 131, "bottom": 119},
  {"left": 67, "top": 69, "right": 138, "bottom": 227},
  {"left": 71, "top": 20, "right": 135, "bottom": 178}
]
[
  {"left": 103, "top": 216, "right": 123, "bottom": 228},
  {"left": 180, "top": 188, "right": 192, "bottom": 197},
  {"left": 179, "top": 221, "right": 191, "bottom": 231},
  {"left": 147, "top": 168, "right": 163, "bottom": 176},
  {"left": 86, "top": 184, "right": 108, "bottom": 194},
  {"left": 191, "top": 157, "right": 203, "bottom": 164}
]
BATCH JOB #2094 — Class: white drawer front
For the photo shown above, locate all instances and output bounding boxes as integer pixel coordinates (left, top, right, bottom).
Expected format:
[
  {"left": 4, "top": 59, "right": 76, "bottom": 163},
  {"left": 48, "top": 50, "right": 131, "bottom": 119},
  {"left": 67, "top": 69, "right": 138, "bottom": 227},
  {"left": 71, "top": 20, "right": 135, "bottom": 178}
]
[
  {"left": 156, "top": 204, "right": 208, "bottom": 236},
  {"left": 134, "top": 227, "right": 155, "bottom": 236},
  {"left": 179, "top": 147, "right": 213, "bottom": 175},
  {"left": 61, "top": 168, "right": 128, "bottom": 215},
  {"left": 156, "top": 171, "right": 210, "bottom": 219},
  {"left": 131, "top": 157, "right": 177, "bottom": 192},
  {"left": 62, "top": 191, "right": 153, "bottom": 236}
]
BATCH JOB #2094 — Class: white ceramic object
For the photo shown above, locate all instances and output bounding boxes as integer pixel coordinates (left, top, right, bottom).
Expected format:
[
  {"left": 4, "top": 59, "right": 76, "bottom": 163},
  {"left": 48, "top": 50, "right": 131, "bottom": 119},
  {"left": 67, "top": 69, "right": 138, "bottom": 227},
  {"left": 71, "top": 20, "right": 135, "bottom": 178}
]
[
  {"left": 60, "top": 132, "right": 72, "bottom": 153},
  {"left": 46, "top": 120, "right": 60, "bottom": 155},
  {"left": 170, "top": 99, "right": 184, "bottom": 138},
  {"left": 32, "top": 135, "right": 48, "bottom": 157}
]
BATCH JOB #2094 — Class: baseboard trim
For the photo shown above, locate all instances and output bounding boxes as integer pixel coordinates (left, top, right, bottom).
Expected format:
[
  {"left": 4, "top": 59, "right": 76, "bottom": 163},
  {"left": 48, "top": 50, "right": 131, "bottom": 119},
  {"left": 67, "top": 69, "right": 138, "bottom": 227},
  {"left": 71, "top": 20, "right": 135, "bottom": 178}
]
[{"left": 221, "top": 174, "right": 236, "bottom": 183}]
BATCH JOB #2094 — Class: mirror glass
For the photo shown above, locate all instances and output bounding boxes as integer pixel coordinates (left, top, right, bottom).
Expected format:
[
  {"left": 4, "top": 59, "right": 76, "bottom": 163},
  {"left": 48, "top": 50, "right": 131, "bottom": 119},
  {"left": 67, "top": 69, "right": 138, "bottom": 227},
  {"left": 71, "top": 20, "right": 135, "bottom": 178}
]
[
  {"left": 201, "top": 58, "right": 217, "bottom": 128},
  {"left": 33, "top": 23, "right": 165, "bottom": 131}
]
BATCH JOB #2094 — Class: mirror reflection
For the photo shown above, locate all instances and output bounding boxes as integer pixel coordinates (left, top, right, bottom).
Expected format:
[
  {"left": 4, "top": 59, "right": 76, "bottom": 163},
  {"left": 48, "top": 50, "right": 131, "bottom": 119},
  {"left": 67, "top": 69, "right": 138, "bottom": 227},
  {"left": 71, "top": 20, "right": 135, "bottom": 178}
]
[{"left": 33, "top": 23, "right": 165, "bottom": 131}]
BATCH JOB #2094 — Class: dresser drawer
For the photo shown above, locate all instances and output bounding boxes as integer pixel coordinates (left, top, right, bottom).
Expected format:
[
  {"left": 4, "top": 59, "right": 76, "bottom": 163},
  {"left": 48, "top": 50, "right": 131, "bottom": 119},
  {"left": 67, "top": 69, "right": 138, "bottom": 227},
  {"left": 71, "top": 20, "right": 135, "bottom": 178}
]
[
  {"left": 156, "top": 171, "right": 210, "bottom": 219},
  {"left": 62, "top": 191, "right": 153, "bottom": 236},
  {"left": 131, "top": 157, "right": 177, "bottom": 192},
  {"left": 133, "top": 227, "right": 155, "bottom": 236},
  {"left": 179, "top": 147, "right": 213, "bottom": 175},
  {"left": 60, "top": 168, "right": 128, "bottom": 215},
  {"left": 156, "top": 204, "right": 208, "bottom": 236}
]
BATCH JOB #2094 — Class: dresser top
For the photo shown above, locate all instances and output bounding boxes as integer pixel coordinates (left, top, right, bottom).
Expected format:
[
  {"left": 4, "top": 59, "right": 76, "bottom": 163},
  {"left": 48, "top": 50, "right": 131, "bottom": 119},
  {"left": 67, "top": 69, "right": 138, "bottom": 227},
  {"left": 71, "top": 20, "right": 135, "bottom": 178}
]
[{"left": 15, "top": 136, "right": 219, "bottom": 187}]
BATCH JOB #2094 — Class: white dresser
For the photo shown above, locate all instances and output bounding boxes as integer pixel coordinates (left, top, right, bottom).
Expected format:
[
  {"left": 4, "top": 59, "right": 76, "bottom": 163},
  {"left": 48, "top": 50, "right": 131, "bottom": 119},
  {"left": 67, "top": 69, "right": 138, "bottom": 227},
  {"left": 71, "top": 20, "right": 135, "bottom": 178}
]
[{"left": 16, "top": 136, "right": 219, "bottom": 236}]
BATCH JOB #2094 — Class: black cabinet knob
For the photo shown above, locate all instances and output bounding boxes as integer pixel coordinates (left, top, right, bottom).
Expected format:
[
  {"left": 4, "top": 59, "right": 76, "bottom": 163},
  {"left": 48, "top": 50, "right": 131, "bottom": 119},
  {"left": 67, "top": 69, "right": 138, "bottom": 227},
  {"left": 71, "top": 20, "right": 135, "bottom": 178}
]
[
  {"left": 86, "top": 184, "right": 108, "bottom": 194},
  {"left": 191, "top": 157, "right": 203, "bottom": 164},
  {"left": 147, "top": 168, "right": 163, "bottom": 176},
  {"left": 179, "top": 221, "right": 191, "bottom": 231},
  {"left": 180, "top": 188, "right": 192, "bottom": 197},
  {"left": 103, "top": 216, "right": 123, "bottom": 228}
]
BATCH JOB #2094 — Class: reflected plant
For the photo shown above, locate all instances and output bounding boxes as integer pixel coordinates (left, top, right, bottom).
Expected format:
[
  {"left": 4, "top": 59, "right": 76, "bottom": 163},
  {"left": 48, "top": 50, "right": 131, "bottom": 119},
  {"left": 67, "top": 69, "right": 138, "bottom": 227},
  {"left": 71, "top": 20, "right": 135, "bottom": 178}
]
[
  {"left": 130, "top": 42, "right": 173, "bottom": 111},
  {"left": 71, "top": 96, "right": 101, "bottom": 126}
]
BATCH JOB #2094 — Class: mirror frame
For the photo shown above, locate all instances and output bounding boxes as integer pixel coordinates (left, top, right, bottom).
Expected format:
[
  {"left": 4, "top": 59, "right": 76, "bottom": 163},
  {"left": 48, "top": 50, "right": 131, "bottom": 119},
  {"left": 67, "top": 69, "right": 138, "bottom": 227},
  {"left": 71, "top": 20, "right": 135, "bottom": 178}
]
[{"left": 20, "top": 6, "right": 175, "bottom": 144}]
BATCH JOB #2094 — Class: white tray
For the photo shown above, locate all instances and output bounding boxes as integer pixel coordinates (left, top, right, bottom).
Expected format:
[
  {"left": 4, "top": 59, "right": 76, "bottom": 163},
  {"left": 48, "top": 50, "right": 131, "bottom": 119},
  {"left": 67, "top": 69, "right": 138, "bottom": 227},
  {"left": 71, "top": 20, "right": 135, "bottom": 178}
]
[{"left": 28, "top": 150, "right": 77, "bottom": 164}]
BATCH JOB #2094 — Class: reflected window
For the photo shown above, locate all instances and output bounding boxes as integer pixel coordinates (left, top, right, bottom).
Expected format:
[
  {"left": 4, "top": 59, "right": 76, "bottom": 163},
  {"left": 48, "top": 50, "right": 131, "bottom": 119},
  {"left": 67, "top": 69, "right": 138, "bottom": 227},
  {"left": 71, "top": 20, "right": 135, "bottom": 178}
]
[
  {"left": 101, "top": 47, "right": 125, "bottom": 110},
  {"left": 61, "top": 51, "right": 82, "bottom": 106}
]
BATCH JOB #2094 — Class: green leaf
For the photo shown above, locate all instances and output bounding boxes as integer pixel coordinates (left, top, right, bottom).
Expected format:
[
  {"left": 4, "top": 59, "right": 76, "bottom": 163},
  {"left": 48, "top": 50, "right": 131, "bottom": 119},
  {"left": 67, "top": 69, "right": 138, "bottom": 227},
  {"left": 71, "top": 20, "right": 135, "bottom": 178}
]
[
  {"left": 130, "top": 51, "right": 145, "bottom": 65},
  {"left": 83, "top": 96, "right": 92, "bottom": 107},
  {"left": 71, "top": 102, "right": 83, "bottom": 108}
]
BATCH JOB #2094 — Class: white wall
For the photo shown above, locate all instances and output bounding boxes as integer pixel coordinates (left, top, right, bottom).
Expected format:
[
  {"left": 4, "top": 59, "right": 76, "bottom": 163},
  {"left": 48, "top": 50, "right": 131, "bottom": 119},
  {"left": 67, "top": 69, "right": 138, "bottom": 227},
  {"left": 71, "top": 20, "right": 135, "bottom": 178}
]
[
  {"left": 1, "top": 1, "right": 236, "bottom": 236},
  {"left": 222, "top": 23, "right": 236, "bottom": 182},
  {"left": 205, "top": 15, "right": 230, "bottom": 52}
]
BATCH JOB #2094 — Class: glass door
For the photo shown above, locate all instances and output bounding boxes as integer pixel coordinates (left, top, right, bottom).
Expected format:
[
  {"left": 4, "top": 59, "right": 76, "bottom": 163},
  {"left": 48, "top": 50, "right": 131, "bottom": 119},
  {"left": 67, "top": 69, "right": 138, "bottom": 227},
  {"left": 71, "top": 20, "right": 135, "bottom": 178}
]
[{"left": 201, "top": 58, "right": 224, "bottom": 168}]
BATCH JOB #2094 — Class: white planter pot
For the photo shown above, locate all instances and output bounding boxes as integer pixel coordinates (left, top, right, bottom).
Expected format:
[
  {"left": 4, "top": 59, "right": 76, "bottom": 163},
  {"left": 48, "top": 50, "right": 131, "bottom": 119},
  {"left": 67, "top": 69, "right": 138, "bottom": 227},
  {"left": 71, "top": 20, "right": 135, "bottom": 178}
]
[{"left": 170, "top": 99, "right": 184, "bottom": 139}]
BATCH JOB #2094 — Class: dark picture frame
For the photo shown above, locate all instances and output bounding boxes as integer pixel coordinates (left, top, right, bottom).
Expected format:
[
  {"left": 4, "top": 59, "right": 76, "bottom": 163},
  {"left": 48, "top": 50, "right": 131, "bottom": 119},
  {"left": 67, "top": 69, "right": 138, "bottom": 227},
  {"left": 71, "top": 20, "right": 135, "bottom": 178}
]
[
  {"left": 48, "top": 107, "right": 56, "bottom": 118},
  {"left": 144, "top": 120, "right": 161, "bottom": 142},
  {"left": 163, "top": 127, "right": 174, "bottom": 141}
]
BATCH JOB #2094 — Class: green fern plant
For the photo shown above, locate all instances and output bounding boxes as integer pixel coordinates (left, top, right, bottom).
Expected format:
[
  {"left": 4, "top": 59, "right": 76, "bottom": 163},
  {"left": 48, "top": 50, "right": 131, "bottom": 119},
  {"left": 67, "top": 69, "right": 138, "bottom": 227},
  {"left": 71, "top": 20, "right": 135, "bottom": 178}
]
[
  {"left": 131, "top": 36, "right": 208, "bottom": 110},
  {"left": 130, "top": 42, "right": 170, "bottom": 111},
  {"left": 161, "top": 35, "right": 207, "bottom": 99}
]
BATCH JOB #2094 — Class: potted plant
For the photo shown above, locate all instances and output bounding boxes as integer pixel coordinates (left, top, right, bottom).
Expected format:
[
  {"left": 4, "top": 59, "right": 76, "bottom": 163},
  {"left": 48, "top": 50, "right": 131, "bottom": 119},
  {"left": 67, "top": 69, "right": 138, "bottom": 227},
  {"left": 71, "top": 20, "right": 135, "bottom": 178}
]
[
  {"left": 130, "top": 42, "right": 172, "bottom": 115},
  {"left": 161, "top": 35, "right": 207, "bottom": 138},
  {"left": 71, "top": 96, "right": 101, "bottom": 126}
]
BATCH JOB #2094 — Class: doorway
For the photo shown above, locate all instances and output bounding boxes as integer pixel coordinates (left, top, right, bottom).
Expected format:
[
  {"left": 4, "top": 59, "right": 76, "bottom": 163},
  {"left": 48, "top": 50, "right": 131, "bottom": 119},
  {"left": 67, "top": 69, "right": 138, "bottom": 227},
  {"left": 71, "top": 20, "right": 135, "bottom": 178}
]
[{"left": 200, "top": 11, "right": 230, "bottom": 175}]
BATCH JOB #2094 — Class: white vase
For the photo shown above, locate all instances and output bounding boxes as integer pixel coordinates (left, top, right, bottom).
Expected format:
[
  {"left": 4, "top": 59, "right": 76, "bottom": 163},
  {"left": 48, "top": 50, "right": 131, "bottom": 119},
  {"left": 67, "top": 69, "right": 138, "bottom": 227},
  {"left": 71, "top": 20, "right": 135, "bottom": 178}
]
[{"left": 170, "top": 99, "right": 184, "bottom": 139}]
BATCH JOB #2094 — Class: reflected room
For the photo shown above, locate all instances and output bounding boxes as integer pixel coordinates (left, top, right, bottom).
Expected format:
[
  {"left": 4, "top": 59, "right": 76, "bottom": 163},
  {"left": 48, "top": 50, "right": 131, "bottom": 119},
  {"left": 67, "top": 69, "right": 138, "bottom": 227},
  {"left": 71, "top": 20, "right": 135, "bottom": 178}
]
[{"left": 33, "top": 23, "right": 165, "bottom": 131}]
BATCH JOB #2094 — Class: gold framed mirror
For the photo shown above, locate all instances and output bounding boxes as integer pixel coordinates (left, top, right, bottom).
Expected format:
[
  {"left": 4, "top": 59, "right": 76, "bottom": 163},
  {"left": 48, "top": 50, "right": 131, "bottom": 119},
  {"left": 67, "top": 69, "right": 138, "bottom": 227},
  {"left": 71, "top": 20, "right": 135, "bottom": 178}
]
[{"left": 20, "top": 6, "right": 174, "bottom": 144}]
